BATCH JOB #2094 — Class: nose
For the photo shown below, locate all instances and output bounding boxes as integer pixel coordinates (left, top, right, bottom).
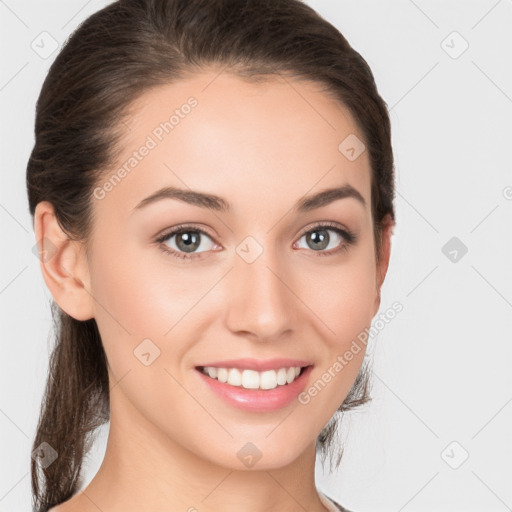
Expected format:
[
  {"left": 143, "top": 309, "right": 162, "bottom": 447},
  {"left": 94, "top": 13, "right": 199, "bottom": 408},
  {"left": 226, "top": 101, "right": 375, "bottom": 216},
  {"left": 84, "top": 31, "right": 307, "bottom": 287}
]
[{"left": 224, "top": 245, "right": 299, "bottom": 343}]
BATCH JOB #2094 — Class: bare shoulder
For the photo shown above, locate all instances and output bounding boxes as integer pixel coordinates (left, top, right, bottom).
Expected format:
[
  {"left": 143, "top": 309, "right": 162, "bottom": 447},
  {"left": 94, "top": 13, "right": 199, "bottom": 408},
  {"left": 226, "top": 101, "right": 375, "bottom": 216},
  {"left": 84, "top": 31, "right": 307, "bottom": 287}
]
[
  {"left": 48, "top": 505, "right": 64, "bottom": 512},
  {"left": 48, "top": 504, "right": 75, "bottom": 512},
  {"left": 45, "top": 487, "right": 95, "bottom": 512},
  {"left": 47, "top": 499, "right": 77, "bottom": 512}
]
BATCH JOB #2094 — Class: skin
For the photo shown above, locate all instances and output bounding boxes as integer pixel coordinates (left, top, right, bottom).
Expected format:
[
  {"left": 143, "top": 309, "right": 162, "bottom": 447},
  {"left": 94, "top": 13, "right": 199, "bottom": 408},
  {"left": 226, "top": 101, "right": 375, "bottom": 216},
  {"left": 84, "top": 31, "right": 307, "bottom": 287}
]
[{"left": 35, "top": 68, "right": 394, "bottom": 512}]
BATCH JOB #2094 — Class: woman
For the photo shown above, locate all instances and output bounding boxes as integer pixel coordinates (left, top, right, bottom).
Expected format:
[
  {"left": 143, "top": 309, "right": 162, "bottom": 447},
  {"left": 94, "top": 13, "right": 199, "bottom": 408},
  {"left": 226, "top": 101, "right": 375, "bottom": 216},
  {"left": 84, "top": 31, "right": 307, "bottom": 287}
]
[{"left": 27, "top": 0, "right": 395, "bottom": 510}]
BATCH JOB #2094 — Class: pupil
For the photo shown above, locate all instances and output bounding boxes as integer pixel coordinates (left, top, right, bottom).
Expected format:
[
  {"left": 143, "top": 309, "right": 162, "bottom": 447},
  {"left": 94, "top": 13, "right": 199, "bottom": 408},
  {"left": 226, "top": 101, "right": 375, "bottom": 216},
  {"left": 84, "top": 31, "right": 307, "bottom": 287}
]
[
  {"left": 309, "top": 229, "right": 329, "bottom": 250},
  {"left": 177, "top": 232, "right": 200, "bottom": 253}
]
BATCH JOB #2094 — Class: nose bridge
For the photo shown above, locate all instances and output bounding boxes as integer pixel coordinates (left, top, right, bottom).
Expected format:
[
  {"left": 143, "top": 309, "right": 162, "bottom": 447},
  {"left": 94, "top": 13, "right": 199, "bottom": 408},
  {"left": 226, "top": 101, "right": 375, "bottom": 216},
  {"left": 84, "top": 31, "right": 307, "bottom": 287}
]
[{"left": 225, "top": 237, "right": 297, "bottom": 341}]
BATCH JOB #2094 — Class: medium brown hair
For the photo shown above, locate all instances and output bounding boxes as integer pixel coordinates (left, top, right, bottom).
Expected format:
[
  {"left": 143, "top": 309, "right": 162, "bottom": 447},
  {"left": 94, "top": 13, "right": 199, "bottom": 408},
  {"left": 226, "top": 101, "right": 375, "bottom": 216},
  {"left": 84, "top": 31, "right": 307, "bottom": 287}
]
[{"left": 26, "top": 0, "right": 395, "bottom": 510}]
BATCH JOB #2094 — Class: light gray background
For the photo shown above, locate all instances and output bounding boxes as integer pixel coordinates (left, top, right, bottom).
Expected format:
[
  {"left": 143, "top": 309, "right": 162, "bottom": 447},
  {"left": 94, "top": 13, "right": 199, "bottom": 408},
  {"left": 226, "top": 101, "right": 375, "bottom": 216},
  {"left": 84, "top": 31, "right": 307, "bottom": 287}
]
[{"left": 1, "top": 1, "right": 511, "bottom": 511}]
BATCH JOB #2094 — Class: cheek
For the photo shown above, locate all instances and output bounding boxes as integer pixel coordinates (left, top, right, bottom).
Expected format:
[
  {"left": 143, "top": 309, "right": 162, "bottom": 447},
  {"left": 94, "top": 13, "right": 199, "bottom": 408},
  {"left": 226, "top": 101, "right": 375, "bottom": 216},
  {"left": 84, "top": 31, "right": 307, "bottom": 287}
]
[
  {"left": 89, "top": 230, "right": 185, "bottom": 333},
  {"left": 308, "top": 253, "right": 377, "bottom": 344},
  {"left": 87, "top": 237, "right": 172, "bottom": 368},
  {"left": 88, "top": 234, "right": 213, "bottom": 377},
  {"left": 300, "top": 258, "right": 376, "bottom": 410}
]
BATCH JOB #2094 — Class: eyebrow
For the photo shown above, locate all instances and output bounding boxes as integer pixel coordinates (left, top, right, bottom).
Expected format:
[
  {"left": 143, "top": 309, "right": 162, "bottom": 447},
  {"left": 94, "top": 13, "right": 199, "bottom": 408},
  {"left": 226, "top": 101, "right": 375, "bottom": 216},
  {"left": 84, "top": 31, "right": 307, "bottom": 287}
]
[{"left": 132, "top": 184, "right": 366, "bottom": 214}]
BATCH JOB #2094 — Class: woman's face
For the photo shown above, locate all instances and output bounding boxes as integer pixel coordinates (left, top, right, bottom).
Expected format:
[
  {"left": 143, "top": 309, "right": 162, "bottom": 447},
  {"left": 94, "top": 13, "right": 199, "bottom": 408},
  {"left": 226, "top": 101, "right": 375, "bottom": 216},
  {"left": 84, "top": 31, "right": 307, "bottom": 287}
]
[{"left": 84, "top": 69, "right": 390, "bottom": 469}]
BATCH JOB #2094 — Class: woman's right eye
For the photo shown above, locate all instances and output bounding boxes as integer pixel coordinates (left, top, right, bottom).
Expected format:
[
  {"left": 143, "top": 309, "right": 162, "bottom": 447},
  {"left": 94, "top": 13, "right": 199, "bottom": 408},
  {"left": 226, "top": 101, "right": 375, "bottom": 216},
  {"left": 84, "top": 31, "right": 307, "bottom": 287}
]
[{"left": 155, "top": 226, "right": 218, "bottom": 260}]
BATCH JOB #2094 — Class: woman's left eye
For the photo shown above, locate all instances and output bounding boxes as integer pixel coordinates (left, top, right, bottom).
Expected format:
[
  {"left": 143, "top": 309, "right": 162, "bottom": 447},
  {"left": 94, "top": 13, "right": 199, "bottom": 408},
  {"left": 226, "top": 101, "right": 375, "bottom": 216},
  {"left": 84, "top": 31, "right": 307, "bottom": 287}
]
[
  {"left": 155, "top": 222, "right": 356, "bottom": 261},
  {"left": 294, "top": 224, "right": 356, "bottom": 256}
]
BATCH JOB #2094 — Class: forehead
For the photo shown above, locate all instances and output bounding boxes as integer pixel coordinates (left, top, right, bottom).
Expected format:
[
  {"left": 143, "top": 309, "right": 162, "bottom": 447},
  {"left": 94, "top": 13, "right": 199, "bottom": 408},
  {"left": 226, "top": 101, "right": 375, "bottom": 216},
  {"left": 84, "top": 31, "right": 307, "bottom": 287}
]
[{"left": 96, "top": 69, "right": 372, "bottom": 216}]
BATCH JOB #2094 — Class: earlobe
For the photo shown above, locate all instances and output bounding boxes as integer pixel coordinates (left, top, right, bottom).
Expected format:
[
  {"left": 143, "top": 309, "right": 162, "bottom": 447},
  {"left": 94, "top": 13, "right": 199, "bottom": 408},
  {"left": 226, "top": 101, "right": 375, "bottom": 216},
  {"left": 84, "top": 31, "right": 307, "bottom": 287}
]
[{"left": 33, "top": 201, "right": 94, "bottom": 321}]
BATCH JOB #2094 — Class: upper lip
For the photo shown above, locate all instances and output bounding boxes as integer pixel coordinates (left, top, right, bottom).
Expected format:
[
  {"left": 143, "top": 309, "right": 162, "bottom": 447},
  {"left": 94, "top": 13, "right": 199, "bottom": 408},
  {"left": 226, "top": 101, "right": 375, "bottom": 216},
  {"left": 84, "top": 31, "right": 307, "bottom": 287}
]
[{"left": 196, "top": 358, "right": 313, "bottom": 372}]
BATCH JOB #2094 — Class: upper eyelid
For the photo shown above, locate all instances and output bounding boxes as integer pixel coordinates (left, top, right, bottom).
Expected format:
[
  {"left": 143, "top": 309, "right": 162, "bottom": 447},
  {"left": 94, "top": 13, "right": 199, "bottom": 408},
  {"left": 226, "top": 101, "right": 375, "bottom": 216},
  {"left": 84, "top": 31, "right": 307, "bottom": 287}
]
[
  {"left": 297, "top": 221, "right": 349, "bottom": 237},
  {"left": 156, "top": 224, "right": 215, "bottom": 242}
]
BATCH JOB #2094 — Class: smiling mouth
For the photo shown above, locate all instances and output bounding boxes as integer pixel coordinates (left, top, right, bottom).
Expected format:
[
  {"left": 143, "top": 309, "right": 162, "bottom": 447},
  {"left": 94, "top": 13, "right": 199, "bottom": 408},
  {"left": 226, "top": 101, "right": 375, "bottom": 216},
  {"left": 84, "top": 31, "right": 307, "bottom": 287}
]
[{"left": 195, "top": 364, "right": 311, "bottom": 390}]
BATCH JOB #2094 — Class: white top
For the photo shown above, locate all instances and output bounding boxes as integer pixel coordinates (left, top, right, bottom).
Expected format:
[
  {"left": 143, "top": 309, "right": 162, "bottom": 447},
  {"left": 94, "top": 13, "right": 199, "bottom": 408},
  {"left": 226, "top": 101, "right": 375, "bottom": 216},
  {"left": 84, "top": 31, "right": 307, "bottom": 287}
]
[{"left": 318, "top": 490, "right": 344, "bottom": 511}]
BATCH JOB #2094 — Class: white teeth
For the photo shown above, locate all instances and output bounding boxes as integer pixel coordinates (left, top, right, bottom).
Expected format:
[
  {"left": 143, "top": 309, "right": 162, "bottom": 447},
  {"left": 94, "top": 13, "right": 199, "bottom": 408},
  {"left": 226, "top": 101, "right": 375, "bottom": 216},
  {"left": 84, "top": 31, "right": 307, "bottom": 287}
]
[
  {"left": 201, "top": 366, "right": 304, "bottom": 390},
  {"left": 228, "top": 368, "right": 242, "bottom": 387},
  {"left": 217, "top": 368, "right": 228, "bottom": 383},
  {"left": 242, "top": 369, "right": 260, "bottom": 389},
  {"left": 259, "top": 370, "right": 277, "bottom": 390},
  {"left": 276, "top": 368, "right": 287, "bottom": 385}
]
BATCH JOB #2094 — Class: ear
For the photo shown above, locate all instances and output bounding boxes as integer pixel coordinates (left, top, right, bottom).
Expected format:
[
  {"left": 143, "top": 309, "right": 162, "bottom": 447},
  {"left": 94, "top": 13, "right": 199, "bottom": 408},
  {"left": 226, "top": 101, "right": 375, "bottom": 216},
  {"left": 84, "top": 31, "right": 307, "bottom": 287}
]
[
  {"left": 33, "top": 201, "right": 94, "bottom": 321},
  {"left": 373, "top": 213, "right": 395, "bottom": 315}
]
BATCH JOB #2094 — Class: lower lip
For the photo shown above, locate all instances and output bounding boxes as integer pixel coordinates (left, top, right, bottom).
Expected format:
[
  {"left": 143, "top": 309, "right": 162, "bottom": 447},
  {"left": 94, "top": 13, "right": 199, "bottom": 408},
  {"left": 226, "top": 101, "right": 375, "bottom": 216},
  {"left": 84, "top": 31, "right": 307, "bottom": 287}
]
[{"left": 195, "top": 365, "right": 314, "bottom": 412}]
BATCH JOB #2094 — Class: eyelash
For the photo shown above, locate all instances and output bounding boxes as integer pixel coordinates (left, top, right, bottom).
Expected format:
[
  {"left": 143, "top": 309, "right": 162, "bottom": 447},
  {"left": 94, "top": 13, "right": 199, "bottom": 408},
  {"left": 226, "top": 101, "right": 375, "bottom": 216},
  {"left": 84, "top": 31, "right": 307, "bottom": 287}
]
[{"left": 155, "top": 221, "right": 357, "bottom": 261}]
